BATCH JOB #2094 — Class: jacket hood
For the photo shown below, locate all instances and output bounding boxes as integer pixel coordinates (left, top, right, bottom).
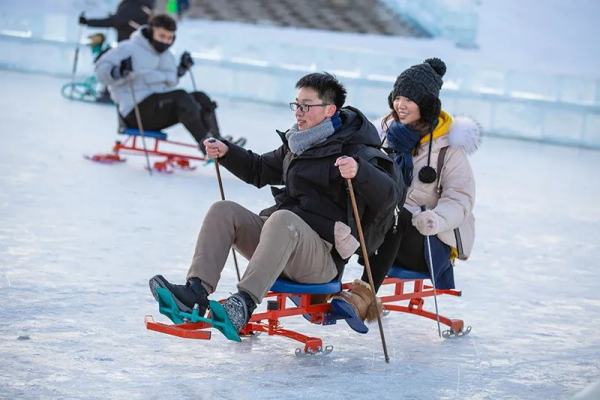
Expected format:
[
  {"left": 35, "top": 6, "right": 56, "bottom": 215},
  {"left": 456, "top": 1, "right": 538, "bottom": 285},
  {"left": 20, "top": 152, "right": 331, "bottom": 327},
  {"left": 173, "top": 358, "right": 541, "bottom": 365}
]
[
  {"left": 420, "top": 110, "right": 453, "bottom": 145},
  {"left": 420, "top": 111, "right": 481, "bottom": 155},
  {"left": 447, "top": 115, "right": 482, "bottom": 155},
  {"left": 334, "top": 106, "right": 381, "bottom": 147},
  {"left": 130, "top": 26, "right": 154, "bottom": 52}
]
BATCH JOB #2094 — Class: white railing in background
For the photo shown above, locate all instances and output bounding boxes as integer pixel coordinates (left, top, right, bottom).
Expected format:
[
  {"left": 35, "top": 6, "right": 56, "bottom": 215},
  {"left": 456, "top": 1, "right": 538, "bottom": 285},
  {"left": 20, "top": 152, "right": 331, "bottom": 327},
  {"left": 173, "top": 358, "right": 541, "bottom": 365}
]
[{"left": 0, "top": 30, "right": 598, "bottom": 149}]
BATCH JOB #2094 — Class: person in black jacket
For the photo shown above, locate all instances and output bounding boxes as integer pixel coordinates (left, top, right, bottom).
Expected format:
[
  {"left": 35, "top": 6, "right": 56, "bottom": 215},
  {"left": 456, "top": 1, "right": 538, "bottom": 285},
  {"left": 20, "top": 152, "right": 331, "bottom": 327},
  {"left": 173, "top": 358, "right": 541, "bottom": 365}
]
[
  {"left": 79, "top": 0, "right": 155, "bottom": 42},
  {"left": 149, "top": 72, "right": 401, "bottom": 335}
]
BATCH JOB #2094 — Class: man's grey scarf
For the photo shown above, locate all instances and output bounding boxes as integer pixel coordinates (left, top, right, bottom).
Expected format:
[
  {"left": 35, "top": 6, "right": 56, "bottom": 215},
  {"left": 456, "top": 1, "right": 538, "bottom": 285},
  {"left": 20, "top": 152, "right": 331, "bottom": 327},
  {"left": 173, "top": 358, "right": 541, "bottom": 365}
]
[{"left": 286, "top": 116, "right": 337, "bottom": 155}]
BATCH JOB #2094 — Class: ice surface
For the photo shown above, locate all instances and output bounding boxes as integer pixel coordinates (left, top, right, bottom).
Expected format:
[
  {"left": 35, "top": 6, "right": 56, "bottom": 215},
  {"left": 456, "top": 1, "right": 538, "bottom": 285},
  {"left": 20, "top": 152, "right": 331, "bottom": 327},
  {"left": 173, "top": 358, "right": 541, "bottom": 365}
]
[{"left": 1, "top": 70, "right": 600, "bottom": 399}]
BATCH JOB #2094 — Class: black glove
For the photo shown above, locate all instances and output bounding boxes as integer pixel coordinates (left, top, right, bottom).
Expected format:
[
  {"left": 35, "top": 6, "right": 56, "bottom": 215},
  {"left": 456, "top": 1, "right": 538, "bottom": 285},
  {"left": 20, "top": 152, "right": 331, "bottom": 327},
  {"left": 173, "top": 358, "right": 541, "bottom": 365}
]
[
  {"left": 111, "top": 56, "right": 133, "bottom": 79},
  {"left": 177, "top": 51, "right": 194, "bottom": 77},
  {"left": 119, "top": 56, "right": 133, "bottom": 78},
  {"left": 179, "top": 51, "right": 194, "bottom": 69},
  {"left": 79, "top": 12, "right": 88, "bottom": 25}
]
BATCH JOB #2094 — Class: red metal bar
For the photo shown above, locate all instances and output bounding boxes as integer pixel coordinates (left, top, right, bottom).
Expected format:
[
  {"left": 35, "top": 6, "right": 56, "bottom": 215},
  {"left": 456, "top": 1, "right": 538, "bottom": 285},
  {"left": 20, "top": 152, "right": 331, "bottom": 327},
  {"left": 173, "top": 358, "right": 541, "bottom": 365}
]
[
  {"left": 383, "top": 305, "right": 464, "bottom": 332},
  {"left": 115, "top": 140, "right": 206, "bottom": 162},
  {"left": 243, "top": 322, "right": 324, "bottom": 353},
  {"left": 240, "top": 292, "right": 332, "bottom": 351},
  {"left": 144, "top": 315, "right": 212, "bottom": 340},
  {"left": 161, "top": 138, "right": 200, "bottom": 148},
  {"left": 249, "top": 301, "right": 331, "bottom": 321},
  {"left": 378, "top": 278, "right": 465, "bottom": 334}
]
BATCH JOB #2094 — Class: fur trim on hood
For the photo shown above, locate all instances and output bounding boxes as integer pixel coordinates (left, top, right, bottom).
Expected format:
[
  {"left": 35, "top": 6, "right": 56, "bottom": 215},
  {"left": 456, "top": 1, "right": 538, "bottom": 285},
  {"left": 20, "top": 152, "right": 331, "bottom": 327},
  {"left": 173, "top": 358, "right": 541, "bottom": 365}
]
[{"left": 448, "top": 115, "right": 482, "bottom": 155}]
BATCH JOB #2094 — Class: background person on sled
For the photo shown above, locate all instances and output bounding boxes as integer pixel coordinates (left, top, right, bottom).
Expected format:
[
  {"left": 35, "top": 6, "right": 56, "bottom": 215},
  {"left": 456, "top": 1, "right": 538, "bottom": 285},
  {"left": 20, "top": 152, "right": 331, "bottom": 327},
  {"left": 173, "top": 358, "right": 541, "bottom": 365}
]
[
  {"left": 79, "top": 0, "right": 154, "bottom": 103},
  {"left": 149, "top": 72, "right": 402, "bottom": 335},
  {"left": 79, "top": 0, "right": 155, "bottom": 43},
  {"left": 95, "top": 14, "right": 230, "bottom": 153},
  {"left": 332, "top": 58, "right": 479, "bottom": 333}
]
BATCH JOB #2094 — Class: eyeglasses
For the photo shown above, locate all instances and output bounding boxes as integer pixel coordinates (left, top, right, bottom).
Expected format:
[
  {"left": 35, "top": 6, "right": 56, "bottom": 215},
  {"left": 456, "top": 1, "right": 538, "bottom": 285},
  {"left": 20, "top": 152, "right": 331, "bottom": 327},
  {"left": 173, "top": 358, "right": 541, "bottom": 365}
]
[{"left": 289, "top": 102, "right": 330, "bottom": 112}]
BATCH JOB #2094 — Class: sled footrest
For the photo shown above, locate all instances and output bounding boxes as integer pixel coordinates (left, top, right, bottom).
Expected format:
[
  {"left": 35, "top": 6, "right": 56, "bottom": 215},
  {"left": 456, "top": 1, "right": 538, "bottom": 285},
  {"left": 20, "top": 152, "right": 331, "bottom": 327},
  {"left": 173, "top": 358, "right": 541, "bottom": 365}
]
[
  {"left": 145, "top": 315, "right": 212, "bottom": 340},
  {"left": 152, "top": 288, "right": 241, "bottom": 342}
]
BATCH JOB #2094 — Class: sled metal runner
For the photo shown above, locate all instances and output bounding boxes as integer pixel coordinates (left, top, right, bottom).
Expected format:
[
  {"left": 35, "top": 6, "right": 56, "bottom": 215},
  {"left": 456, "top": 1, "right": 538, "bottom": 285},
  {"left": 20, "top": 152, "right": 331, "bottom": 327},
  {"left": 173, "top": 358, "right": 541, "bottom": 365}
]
[
  {"left": 87, "top": 128, "right": 206, "bottom": 172},
  {"left": 380, "top": 272, "right": 468, "bottom": 338},
  {"left": 145, "top": 266, "right": 470, "bottom": 354},
  {"left": 239, "top": 289, "right": 341, "bottom": 355}
]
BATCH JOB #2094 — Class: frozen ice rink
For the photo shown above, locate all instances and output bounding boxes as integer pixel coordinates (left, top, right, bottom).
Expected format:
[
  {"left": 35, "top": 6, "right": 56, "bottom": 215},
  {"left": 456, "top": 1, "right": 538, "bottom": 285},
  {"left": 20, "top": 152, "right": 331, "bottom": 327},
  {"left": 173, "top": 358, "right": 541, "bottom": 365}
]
[{"left": 1, "top": 70, "right": 600, "bottom": 399}]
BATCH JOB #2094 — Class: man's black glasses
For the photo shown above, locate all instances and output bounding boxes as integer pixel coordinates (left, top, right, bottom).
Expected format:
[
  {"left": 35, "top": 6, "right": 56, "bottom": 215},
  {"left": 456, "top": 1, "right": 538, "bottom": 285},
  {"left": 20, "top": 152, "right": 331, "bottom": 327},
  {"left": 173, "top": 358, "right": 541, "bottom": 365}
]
[{"left": 289, "top": 102, "right": 330, "bottom": 112}]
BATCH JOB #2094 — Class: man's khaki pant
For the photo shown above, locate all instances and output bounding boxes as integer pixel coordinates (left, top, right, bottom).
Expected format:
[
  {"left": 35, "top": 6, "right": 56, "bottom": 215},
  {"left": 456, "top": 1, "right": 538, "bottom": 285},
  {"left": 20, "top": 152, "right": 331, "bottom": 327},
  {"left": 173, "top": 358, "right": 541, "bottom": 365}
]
[{"left": 186, "top": 200, "right": 338, "bottom": 303}]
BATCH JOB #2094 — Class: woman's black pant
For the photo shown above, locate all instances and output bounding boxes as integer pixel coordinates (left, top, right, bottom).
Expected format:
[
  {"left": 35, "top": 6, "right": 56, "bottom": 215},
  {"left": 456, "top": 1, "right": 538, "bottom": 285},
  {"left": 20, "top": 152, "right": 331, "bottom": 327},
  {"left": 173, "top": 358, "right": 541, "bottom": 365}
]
[
  {"left": 360, "top": 207, "right": 429, "bottom": 292},
  {"left": 124, "top": 89, "right": 220, "bottom": 149}
]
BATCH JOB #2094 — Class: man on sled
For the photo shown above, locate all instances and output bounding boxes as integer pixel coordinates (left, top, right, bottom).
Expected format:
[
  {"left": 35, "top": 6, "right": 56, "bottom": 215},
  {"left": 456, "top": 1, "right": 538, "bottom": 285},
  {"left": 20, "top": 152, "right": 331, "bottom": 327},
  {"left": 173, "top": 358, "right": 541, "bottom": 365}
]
[
  {"left": 95, "top": 13, "right": 240, "bottom": 153},
  {"left": 149, "top": 72, "right": 403, "bottom": 334}
]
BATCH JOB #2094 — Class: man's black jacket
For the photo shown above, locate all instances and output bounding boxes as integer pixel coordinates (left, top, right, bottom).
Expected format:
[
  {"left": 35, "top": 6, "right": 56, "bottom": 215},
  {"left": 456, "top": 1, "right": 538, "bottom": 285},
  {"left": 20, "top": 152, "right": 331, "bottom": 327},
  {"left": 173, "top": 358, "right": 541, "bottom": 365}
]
[{"left": 219, "top": 106, "right": 401, "bottom": 274}]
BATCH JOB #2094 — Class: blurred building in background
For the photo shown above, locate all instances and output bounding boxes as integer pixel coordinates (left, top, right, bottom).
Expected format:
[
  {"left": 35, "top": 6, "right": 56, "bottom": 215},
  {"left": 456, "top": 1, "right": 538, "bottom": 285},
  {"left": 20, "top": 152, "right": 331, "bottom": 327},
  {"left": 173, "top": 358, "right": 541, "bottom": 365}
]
[{"left": 159, "top": 0, "right": 430, "bottom": 37}]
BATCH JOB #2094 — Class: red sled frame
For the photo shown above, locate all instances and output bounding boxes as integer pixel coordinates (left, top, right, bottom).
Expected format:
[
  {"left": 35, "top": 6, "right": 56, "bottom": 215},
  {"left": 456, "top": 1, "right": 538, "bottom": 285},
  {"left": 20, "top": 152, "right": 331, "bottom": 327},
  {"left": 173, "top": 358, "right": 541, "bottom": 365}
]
[
  {"left": 379, "top": 276, "right": 465, "bottom": 334},
  {"left": 87, "top": 128, "right": 207, "bottom": 173},
  {"left": 145, "top": 267, "right": 469, "bottom": 354}
]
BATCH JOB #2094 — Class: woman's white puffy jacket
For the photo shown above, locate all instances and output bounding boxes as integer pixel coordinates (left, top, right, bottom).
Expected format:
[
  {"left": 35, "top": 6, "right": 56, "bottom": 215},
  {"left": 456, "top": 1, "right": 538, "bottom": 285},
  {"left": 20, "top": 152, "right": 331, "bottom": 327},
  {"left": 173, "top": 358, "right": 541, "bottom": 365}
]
[{"left": 377, "top": 111, "right": 480, "bottom": 259}]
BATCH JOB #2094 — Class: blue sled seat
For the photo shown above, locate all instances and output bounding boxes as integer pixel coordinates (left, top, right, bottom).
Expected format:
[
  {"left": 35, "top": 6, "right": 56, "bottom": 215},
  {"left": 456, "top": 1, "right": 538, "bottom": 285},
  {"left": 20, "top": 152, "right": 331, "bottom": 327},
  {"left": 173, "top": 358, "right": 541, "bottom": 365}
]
[
  {"left": 387, "top": 265, "right": 430, "bottom": 280},
  {"left": 120, "top": 127, "right": 168, "bottom": 141},
  {"left": 270, "top": 278, "right": 341, "bottom": 295}
]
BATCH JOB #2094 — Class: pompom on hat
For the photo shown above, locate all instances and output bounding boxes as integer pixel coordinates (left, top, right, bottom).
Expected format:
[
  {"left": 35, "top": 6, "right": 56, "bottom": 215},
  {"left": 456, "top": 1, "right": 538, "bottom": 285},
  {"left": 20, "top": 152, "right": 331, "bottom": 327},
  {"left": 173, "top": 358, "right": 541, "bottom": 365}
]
[{"left": 388, "top": 58, "right": 447, "bottom": 127}]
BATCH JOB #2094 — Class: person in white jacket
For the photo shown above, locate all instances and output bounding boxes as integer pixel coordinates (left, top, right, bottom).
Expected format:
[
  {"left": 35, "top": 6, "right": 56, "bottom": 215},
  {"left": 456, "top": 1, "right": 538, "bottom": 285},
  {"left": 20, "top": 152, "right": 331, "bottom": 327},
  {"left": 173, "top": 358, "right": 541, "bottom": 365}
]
[
  {"left": 331, "top": 58, "right": 480, "bottom": 334},
  {"left": 95, "top": 13, "right": 227, "bottom": 152}
]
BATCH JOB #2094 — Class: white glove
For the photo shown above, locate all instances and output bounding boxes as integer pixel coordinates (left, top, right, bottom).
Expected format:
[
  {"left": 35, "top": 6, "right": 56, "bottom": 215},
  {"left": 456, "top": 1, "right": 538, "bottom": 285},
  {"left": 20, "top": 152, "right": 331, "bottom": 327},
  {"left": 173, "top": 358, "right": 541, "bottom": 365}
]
[
  {"left": 412, "top": 210, "right": 443, "bottom": 236},
  {"left": 334, "top": 221, "right": 360, "bottom": 259}
]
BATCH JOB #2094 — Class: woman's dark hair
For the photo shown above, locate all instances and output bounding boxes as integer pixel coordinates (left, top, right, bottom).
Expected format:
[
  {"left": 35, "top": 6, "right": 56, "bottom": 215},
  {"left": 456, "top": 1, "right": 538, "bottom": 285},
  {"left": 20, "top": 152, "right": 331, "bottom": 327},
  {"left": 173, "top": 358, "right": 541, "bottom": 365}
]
[
  {"left": 149, "top": 13, "right": 177, "bottom": 31},
  {"left": 295, "top": 72, "right": 347, "bottom": 110},
  {"left": 381, "top": 110, "right": 396, "bottom": 133}
]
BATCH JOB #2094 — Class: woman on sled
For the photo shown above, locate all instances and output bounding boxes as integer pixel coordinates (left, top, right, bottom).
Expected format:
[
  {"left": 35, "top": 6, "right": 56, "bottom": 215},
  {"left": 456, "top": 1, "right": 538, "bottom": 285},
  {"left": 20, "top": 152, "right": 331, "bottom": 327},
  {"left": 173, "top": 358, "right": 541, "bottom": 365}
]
[{"left": 332, "top": 57, "right": 481, "bottom": 334}]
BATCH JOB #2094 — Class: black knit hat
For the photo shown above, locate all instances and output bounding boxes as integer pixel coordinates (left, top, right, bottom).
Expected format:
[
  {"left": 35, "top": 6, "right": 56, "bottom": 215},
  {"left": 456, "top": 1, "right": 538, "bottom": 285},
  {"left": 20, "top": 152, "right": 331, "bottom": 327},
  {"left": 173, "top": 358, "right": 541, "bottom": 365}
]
[{"left": 388, "top": 58, "right": 447, "bottom": 126}]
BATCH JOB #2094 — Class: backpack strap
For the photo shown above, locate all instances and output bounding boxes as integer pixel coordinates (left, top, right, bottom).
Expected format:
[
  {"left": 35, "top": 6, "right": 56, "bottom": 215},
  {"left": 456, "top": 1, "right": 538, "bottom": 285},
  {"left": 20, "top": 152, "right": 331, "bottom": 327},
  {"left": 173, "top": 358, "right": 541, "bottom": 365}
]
[
  {"left": 435, "top": 145, "right": 465, "bottom": 259},
  {"left": 454, "top": 227, "right": 466, "bottom": 260},
  {"left": 436, "top": 146, "right": 449, "bottom": 195}
]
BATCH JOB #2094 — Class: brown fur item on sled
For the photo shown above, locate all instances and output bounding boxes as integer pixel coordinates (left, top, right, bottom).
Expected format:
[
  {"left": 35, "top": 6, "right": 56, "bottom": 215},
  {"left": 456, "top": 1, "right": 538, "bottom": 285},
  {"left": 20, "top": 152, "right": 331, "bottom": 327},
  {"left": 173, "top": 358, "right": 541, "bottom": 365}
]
[
  {"left": 331, "top": 279, "right": 383, "bottom": 322},
  {"left": 350, "top": 279, "right": 383, "bottom": 322}
]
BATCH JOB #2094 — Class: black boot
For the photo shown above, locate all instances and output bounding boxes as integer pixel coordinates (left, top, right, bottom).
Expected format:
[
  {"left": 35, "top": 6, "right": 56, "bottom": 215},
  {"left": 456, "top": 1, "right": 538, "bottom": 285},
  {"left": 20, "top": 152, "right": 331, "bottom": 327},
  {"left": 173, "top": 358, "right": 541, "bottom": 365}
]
[
  {"left": 222, "top": 291, "right": 257, "bottom": 333},
  {"left": 202, "top": 105, "right": 221, "bottom": 138},
  {"left": 149, "top": 275, "right": 209, "bottom": 316}
]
